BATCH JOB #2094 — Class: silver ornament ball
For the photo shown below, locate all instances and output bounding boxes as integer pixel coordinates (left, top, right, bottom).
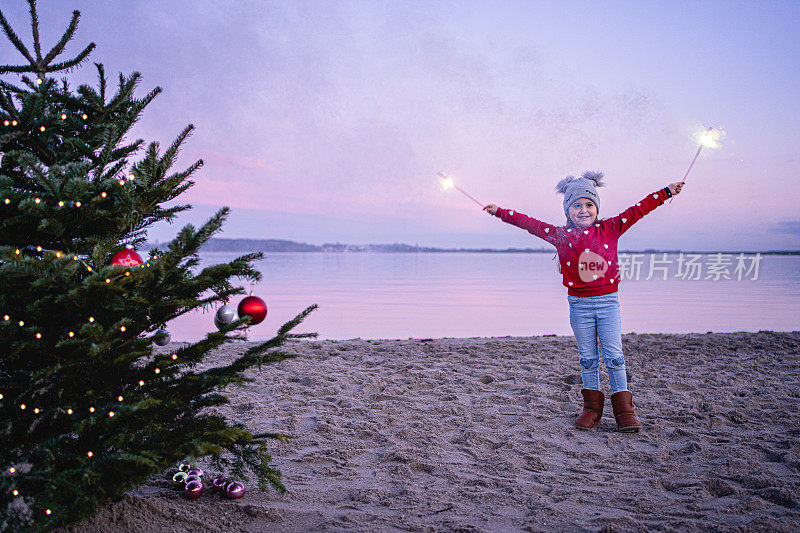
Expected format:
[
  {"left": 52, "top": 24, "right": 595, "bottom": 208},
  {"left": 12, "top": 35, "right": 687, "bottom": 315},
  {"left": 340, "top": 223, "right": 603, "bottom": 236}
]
[
  {"left": 153, "top": 328, "right": 171, "bottom": 346},
  {"left": 214, "top": 305, "right": 237, "bottom": 330}
]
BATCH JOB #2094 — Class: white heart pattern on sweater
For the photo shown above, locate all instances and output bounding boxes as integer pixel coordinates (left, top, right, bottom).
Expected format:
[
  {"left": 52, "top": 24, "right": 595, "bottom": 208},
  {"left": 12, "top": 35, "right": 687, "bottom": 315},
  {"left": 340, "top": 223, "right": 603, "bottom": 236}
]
[
  {"left": 653, "top": 194, "right": 658, "bottom": 199},
  {"left": 604, "top": 244, "right": 608, "bottom": 248},
  {"left": 583, "top": 230, "right": 588, "bottom": 234},
  {"left": 544, "top": 227, "right": 549, "bottom": 233},
  {"left": 622, "top": 218, "right": 627, "bottom": 223}
]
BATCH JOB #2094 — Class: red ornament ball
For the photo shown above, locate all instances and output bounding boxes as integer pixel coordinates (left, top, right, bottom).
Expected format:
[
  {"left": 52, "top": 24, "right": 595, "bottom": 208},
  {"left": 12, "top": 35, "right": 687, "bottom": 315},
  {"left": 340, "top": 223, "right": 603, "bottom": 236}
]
[
  {"left": 238, "top": 295, "right": 267, "bottom": 325},
  {"left": 111, "top": 248, "right": 143, "bottom": 267}
]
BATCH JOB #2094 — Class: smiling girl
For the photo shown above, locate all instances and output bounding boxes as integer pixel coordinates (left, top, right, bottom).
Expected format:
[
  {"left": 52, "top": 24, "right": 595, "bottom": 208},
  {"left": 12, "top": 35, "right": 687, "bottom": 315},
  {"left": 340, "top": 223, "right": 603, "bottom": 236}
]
[{"left": 483, "top": 171, "right": 683, "bottom": 432}]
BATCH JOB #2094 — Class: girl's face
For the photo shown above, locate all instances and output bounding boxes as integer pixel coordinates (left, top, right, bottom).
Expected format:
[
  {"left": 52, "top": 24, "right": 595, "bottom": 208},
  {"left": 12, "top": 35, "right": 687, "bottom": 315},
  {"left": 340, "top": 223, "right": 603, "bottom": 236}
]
[{"left": 568, "top": 198, "right": 597, "bottom": 228}]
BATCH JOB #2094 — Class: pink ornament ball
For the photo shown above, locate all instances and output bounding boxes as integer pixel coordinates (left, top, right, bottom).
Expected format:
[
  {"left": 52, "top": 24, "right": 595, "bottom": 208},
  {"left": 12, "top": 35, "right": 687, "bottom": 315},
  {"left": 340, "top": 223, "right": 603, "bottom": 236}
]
[
  {"left": 225, "top": 481, "right": 245, "bottom": 500},
  {"left": 184, "top": 479, "right": 203, "bottom": 499},
  {"left": 187, "top": 468, "right": 204, "bottom": 478},
  {"left": 238, "top": 295, "right": 267, "bottom": 325},
  {"left": 210, "top": 476, "right": 227, "bottom": 494},
  {"left": 208, "top": 476, "right": 228, "bottom": 493}
]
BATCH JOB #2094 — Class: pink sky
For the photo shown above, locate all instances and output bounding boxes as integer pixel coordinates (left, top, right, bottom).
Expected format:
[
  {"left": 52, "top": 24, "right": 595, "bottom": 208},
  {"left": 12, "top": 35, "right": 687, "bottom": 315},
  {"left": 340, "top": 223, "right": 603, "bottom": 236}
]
[{"left": 4, "top": 1, "right": 799, "bottom": 251}]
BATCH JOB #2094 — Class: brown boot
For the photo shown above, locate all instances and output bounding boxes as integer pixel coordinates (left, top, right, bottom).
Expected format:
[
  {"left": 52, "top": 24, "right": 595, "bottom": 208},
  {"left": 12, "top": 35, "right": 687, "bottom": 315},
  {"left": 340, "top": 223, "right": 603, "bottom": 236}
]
[
  {"left": 610, "top": 390, "right": 642, "bottom": 432},
  {"left": 574, "top": 388, "right": 604, "bottom": 429}
]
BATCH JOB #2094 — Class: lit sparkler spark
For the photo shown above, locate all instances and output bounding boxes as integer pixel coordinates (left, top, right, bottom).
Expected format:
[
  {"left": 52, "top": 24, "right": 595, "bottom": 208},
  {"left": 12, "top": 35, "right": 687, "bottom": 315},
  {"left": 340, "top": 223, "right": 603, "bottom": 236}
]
[
  {"left": 697, "top": 126, "right": 725, "bottom": 149},
  {"left": 437, "top": 171, "right": 484, "bottom": 208},
  {"left": 669, "top": 125, "right": 725, "bottom": 204}
]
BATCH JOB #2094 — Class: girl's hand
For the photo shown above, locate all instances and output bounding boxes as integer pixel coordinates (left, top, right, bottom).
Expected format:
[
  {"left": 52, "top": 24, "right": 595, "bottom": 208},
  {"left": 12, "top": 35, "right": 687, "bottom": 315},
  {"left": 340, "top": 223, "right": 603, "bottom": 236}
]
[
  {"left": 483, "top": 204, "right": 498, "bottom": 215},
  {"left": 668, "top": 182, "right": 685, "bottom": 196}
]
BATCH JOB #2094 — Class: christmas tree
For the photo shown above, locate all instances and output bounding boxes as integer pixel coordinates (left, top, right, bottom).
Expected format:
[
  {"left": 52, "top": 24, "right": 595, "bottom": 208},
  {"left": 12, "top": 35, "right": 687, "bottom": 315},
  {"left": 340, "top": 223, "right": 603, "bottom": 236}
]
[{"left": 0, "top": 1, "right": 317, "bottom": 530}]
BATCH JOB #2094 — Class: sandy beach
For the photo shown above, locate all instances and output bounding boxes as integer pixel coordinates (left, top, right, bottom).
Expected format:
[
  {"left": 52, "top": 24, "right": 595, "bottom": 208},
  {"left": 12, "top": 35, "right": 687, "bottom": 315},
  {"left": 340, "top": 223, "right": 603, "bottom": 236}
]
[{"left": 65, "top": 331, "right": 800, "bottom": 532}]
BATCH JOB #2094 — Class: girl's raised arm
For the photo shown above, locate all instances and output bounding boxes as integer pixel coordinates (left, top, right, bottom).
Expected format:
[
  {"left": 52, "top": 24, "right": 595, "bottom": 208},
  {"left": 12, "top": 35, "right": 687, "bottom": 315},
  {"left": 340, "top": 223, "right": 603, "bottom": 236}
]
[
  {"left": 485, "top": 204, "right": 559, "bottom": 244},
  {"left": 605, "top": 182, "right": 683, "bottom": 236}
]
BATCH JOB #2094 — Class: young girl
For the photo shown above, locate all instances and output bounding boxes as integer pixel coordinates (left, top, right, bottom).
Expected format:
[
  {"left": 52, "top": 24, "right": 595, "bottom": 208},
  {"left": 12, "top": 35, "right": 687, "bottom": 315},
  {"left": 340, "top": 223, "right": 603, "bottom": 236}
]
[{"left": 483, "top": 171, "right": 684, "bottom": 432}]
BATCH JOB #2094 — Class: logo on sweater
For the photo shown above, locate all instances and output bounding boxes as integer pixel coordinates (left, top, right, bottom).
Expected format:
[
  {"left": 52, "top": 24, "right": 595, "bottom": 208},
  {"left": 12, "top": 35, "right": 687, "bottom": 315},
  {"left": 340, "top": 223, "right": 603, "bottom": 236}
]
[{"left": 578, "top": 250, "right": 609, "bottom": 282}]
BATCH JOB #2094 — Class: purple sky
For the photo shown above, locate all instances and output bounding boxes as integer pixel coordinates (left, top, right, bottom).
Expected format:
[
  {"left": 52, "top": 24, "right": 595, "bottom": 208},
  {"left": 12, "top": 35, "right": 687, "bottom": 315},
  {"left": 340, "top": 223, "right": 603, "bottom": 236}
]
[{"left": 4, "top": 1, "right": 800, "bottom": 251}]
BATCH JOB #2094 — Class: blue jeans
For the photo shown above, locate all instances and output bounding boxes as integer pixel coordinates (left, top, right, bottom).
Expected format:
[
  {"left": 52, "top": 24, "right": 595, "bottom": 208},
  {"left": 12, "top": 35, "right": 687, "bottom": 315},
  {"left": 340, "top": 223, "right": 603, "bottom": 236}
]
[{"left": 567, "top": 292, "right": 628, "bottom": 394}]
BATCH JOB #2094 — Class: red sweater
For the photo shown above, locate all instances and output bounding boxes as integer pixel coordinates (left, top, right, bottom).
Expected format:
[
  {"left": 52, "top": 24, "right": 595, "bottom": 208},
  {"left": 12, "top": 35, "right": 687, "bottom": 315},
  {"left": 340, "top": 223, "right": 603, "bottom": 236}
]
[{"left": 495, "top": 188, "right": 672, "bottom": 297}]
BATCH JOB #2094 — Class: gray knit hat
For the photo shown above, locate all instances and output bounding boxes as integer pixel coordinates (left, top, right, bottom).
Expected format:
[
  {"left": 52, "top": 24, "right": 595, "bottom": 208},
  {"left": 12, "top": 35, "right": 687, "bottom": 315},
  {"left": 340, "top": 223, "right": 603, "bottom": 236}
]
[{"left": 555, "top": 170, "right": 606, "bottom": 217}]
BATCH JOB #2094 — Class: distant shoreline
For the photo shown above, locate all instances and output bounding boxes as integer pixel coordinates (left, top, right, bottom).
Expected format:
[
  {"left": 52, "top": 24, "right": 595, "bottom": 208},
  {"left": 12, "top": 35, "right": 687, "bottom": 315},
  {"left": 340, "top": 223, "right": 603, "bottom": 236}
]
[{"left": 143, "top": 238, "right": 800, "bottom": 255}]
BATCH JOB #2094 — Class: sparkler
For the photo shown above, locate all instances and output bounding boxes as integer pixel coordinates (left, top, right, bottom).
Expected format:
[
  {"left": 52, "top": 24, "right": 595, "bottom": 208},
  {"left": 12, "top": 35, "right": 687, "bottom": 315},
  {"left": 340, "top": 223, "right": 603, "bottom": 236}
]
[
  {"left": 669, "top": 126, "right": 725, "bottom": 204},
  {"left": 437, "top": 171, "right": 484, "bottom": 208}
]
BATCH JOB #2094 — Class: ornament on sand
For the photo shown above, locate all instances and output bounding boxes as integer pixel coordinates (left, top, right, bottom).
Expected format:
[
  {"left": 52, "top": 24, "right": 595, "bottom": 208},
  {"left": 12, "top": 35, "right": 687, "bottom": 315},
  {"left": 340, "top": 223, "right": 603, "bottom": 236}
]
[
  {"left": 210, "top": 475, "right": 227, "bottom": 494},
  {"left": 669, "top": 126, "right": 725, "bottom": 205},
  {"left": 110, "top": 245, "right": 142, "bottom": 266},
  {"left": 184, "top": 479, "right": 203, "bottom": 499},
  {"left": 214, "top": 304, "right": 238, "bottom": 330},
  {"left": 238, "top": 294, "right": 267, "bottom": 325},
  {"left": 225, "top": 481, "right": 246, "bottom": 500},
  {"left": 437, "top": 171, "right": 484, "bottom": 208}
]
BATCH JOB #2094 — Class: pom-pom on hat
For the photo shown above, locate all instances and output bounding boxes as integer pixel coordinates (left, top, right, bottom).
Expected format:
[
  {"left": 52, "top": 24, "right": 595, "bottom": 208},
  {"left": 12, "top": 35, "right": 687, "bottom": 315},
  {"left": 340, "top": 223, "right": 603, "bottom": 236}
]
[{"left": 555, "top": 170, "right": 606, "bottom": 217}]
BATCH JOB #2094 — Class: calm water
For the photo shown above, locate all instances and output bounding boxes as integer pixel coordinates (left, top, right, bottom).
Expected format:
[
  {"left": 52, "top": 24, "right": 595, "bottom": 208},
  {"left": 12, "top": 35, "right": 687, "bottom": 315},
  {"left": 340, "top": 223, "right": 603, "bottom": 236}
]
[{"left": 167, "top": 252, "right": 800, "bottom": 341}]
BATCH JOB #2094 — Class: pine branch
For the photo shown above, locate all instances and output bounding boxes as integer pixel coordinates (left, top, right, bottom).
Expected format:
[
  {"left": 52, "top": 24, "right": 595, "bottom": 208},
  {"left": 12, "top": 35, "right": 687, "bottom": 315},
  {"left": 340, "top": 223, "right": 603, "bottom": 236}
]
[
  {"left": 42, "top": 10, "right": 81, "bottom": 65},
  {"left": 47, "top": 42, "right": 96, "bottom": 74},
  {"left": 0, "top": 6, "right": 36, "bottom": 67},
  {"left": 28, "top": 0, "right": 43, "bottom": 64}
]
